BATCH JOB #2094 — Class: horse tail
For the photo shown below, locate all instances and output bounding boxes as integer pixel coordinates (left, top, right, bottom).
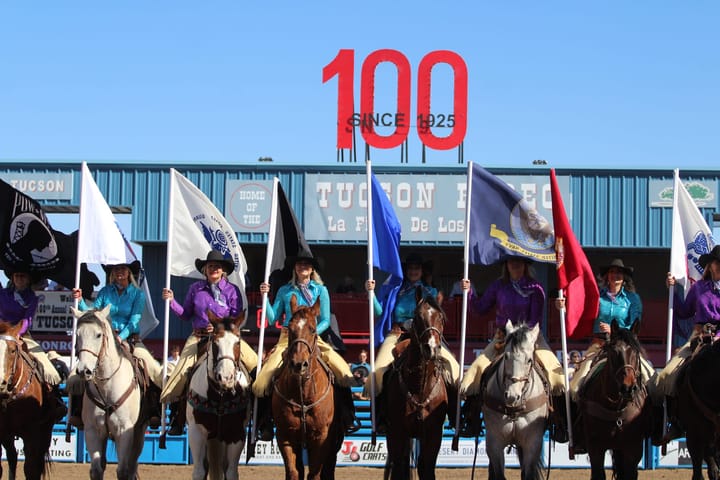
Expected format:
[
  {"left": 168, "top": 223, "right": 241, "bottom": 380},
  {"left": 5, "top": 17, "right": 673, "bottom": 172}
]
[
  {"left": 528, "top": 456, "right": 546, "bottom": 480},
  {"left": 43, "top": 451, "right": 52, "bottom": 478}
]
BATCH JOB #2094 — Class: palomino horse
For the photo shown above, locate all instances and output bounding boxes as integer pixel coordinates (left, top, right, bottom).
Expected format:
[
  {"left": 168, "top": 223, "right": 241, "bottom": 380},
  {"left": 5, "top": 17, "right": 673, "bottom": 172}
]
[
  {"left": 272, "top": 295, "right": 343, "bottom": 480},
  {"left": 576, "top": 320, "right": 651, "bottom": 480},
  {"left": 482, "top": 321, "right": 547, "bottom": 480},
  {"left": 186, "top": 311, "right": 251, "bottom": 480},
  {"left": 382, "top": 287, "right": 448, "bottom": 480},
  {"left": 0, "top": 321, "right": 55, "bottom": 480},
  {"left": 73, "top": 305, "right": 148, "bottom": 480},
  {"left": 675, "top": 324, "right": 720, "bottom": 480}
]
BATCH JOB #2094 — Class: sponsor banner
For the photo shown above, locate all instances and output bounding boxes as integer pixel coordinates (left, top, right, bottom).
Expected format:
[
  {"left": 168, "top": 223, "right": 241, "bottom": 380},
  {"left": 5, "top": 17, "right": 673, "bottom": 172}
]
[
  {"left": 33, "top": 290, "right": 76, "bottom": 332},
  {"left": 303, "top": 173, "right": 570, "bottom": 242},
  {"left": 655, "top": 439, "right": 691, "bottom": 467},
  {"left": 436, "top": 437, "right": 520, "bottom": 467},
  {"left": 1, "top": 431, "right": 77, "bottom": 462},
  {"left": 543, "top": 440, "right": 614, "bottom": 468}
]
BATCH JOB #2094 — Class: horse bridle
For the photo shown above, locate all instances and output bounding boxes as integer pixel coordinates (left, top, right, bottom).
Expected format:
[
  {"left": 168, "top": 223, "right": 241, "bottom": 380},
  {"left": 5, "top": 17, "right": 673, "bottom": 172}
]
[
  {"left": 0, "top": 334, "right": 32, "bottom": 400},
  {"left": 412, "top": 305, "right": 444, "bottom": 360},
  {"left": 206, "top": 331, "right": 240, "bottom": 392},
  {"left": 77, "top": 327, "right": 123, "bottom": 382}
]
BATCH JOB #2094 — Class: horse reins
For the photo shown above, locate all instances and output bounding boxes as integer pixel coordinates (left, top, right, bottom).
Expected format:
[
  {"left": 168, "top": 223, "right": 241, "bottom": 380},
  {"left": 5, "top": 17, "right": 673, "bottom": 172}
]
[
  {"left": 206, "top": 332, "right": 240, "bottom": 395},
  {"left": 484, "top": 354, "right": 546, "bottom": 417},
  {"left": 80, "top": 328, "right": 138, "bottom": 417},
  {"left": 274, "top": 330, "right": 332, "bottom": 447}
]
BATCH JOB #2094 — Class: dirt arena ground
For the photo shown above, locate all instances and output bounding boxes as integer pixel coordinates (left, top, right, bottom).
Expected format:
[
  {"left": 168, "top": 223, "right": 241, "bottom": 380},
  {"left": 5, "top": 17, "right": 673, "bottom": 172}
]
[{"left": 24, "top": 462, "right": 693, "bottom": 479}]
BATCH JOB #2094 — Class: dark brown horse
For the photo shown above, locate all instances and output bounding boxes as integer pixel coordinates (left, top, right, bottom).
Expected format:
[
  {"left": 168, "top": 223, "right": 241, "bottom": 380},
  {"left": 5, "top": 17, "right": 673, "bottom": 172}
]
[
  {"left": 382, "top": 287, "right": 448, "bottom": 480},
  {"left": 576, "top": 320, "right": 651, "bottom": 480},
  {"left": 272, "top": 295, "right": 343, "bottom": 480},
  {"left": 0, "top": 321, "right": 55, "bottom": 480},
  {"left": 675, "top": 324, "right": 720, "bottom": 480}
]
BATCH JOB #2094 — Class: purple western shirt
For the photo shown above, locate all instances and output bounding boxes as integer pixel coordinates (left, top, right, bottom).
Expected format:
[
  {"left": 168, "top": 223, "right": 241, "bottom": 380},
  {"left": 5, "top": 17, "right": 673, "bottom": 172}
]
[
  {"left": 0, "top": 286, "right": 38, "bottom": 336},
  {"left": 169, "top": 277, "right": 242, "bottom": 330},
  {"left": 470, "top": 277, "right": 545, "bottom": 329},
  {"left": 674, "top": 279, "right": 720, "bottom": 324}
]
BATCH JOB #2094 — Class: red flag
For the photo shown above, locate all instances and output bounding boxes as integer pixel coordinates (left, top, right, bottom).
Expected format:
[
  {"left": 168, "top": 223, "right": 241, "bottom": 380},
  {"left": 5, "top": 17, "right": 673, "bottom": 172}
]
[{"left": 550, "top": 169, "right": 599, "bottom": 339}]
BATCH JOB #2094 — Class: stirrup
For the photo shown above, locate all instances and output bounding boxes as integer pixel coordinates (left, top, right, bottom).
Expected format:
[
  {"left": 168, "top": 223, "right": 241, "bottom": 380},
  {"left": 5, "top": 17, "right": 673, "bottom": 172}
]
[{"left": 346, "top": 418, "right": 362, "bottom": 434}]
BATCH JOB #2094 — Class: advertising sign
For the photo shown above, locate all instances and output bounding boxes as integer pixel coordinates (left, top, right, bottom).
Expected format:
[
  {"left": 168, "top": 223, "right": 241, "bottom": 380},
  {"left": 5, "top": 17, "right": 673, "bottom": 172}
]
[
  {"left": 2, "top": 431, "right": 77, "bottom": 462},
  {"left": 33, "top": 290, "right": 75, "bottom": 333}
]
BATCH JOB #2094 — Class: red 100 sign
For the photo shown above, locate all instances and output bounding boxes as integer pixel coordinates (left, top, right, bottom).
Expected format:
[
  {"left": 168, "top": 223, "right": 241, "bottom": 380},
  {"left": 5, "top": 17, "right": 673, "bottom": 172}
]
[{"left": 323, "top": 49, "right": 468, "bottom": 151}]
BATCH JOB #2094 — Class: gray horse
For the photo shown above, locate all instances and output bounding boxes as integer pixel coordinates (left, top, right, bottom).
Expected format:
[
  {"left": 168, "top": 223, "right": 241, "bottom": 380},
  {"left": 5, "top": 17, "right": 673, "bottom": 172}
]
[{"left": 482, "top": 321, "right": 547, "bottom": 480}]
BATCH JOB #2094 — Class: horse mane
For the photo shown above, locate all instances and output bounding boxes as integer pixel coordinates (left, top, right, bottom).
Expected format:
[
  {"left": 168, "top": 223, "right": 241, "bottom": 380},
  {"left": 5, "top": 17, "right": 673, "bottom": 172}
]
[
  {"left": 607, "top": 326, "right": 646, "bottom": 358},
  {"left": 505, "top": 323, "right": 532, "bottom": 349}
]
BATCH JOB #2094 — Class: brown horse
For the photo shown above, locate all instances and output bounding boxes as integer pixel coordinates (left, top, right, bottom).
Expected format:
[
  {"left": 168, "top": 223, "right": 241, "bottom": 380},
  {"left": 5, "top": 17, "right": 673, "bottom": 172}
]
[
  {"left": 0, "top": 321, "right": 55, "bottom": 480},
  {"left": 272, "top": 295, "right": 343, "bottom": 480},
  {"left": 674, "top": 324, "right": 720, "bottom": 480},
  {"left": 575, "top": 320, "right": 651, "bottom": 480},
  {"left": 382, "top": 287, "right": 448, "bottom": 480}
]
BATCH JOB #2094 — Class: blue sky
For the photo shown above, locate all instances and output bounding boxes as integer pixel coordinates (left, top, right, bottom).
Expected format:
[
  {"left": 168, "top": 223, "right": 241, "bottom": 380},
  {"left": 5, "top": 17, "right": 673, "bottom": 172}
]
[{"left": 0, "top": 2, "right": 717, "bottom": 170}]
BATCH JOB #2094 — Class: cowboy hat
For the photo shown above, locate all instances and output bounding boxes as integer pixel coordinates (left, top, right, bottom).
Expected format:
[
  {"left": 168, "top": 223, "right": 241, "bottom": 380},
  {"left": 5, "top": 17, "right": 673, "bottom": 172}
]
[
  {"left": 699, "top": 245, "right": 720, "bottom": 269},
  {"left": 403, "top": 252, "right": 424, "bottom": 267},
  {"left": 102, "top": 260, "right": 141, "bottom": 278},
  {"left": 195, "top": 250, "right": 235, "bottom": 275},
  {"left": 3, "top": 264, "right": 42, "bottom": 284},
  {"left": 599, "top": 258, "right": 633, "bottom": 277},
  {"left": 285, "top": 250, "right": 321, "bottom": 271}
]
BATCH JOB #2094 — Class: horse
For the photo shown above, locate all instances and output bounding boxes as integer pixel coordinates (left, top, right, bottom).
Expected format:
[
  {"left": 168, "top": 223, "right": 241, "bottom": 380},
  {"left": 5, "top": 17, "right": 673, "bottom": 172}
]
[
  {"left": 272, "top": 295, "right": 343, "bottom": 480},
  {"left": 73, "top": 305, "right": 148, "bottom": 480},
  {"left": 0, "top": 320, "right": 55, "bottom": 480},
  {"left": 575, "top": 320, "right": 651, "bottom": 480},
  {"left": 674, "top": 324, "right": 720, "bottom": 480},
  {"left": 382, "top": 287, "right": 448, "bottom": 480},
  {"left": 186, "top": 311, "right": 251, "bottom": 480},
  {"left": 482, "top": 321, "right": 547, "bottom": 480}
]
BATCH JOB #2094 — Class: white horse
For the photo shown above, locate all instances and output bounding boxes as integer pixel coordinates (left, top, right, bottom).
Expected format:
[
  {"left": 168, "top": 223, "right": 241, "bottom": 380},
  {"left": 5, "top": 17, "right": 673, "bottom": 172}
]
[
  {"left": 73, "top": 305, "right": 147, "bottom": 480},
  {"left": 187, "top": 314, "right": 251, "bottom": 480},
  {"left": 483, "top": 321, "right": 548, "bottom": 480}
]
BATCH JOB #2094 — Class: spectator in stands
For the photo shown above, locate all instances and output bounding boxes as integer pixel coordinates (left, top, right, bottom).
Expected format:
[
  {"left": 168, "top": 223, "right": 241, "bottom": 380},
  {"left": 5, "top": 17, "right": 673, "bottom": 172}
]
[
  {"left": 656, "top": 245, "right": 720, "bottom": 442},
  {"left": 336, "top": 275, "right": 357, "bottom": 294},
  {"left": 160, "top": 250, "right": 258, "bottom": 435},
  {"left": 349, "top": 348, "right": 371, "bottom": 387},
  {"left": 567, "top": 350, "right": 582, "bottom": 379},
  {"left": 450, "top": 279, "right": 475, "bottom": 297},
  {"left": 373, "top": 253, "right": 459, "bottom": 430},
  {"left": 166, "top": 344, "right": 181, "bottom": 376},
  {"left": 458, "top": 255, "right": 566, "bottom": 441},
  {"left": 0, "top": 265, "right": 66, "bottom": 421},
  {"left": 252, "top": 251, "right": 359, "bottom": 441}
]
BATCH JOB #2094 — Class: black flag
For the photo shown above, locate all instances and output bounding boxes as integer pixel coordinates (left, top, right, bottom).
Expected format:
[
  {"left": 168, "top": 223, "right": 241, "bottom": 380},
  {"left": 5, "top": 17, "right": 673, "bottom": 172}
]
[{"left": 268, "top": 184, "right": 313, "bottom": 294}]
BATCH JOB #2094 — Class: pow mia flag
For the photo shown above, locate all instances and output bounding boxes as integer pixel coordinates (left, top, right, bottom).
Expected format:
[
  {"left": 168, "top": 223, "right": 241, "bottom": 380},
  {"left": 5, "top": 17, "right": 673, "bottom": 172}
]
[{"left": 0, "top": 179, "right": 62, "bottom": 273}]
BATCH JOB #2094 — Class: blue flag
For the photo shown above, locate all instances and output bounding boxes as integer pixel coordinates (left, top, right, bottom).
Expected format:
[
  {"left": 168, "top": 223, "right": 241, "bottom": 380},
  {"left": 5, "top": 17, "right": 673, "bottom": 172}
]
[
  {"left": 370, "top": 174, "right": 403, "bottom": 346},
  {"left": 468, "top": 164, "right": 556, "bottom": 265}
]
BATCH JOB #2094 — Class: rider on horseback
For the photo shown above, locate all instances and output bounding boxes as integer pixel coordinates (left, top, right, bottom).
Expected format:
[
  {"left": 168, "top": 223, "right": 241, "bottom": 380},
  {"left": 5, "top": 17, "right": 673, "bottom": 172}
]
[
  {"left": 458, "top": 256, "right": 567, "bottom": 441},
  {"left": 0, "top": 265, "right": 67, "bottom": 422},
  {"left": 372, "top": 253, "right": 461, "bottom": 433},
  {"left": 557, "top": 258, "right": 655, "bottom": 450},
  {"left": 654, "top": 246, "right": 720, "bottom": 444},
  {"left": 69, "top": 260, "right": 163, "bottom": 428},
  {"left": 252, "top": 251, "right": 360, "bottom": 441},
  {"left": 161, "top": 250, "right": 258, "bottom": 436}
]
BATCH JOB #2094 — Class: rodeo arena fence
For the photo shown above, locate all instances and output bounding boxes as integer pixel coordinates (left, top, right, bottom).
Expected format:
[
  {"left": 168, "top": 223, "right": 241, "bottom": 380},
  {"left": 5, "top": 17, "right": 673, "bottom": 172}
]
[{"left": 3, "top": 376, "right": 693, "bottom": 471}]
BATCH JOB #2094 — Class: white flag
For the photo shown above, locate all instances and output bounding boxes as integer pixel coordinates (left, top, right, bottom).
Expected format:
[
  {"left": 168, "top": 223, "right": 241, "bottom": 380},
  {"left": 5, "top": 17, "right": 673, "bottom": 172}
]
[
  {"left": 169, "top": 169, "right": 248, "bottom": 310},
  {"left": 670, "top": 169, "right": 715, "bottom": 298},
  {"left": 77, "top": 162, "right": 131, "bottom": 265}
]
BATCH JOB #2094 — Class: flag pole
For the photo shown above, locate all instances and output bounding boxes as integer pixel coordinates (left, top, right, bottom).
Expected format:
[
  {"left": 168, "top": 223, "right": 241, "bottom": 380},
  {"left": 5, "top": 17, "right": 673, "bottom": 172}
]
[
  {"left": 557, "top": 289, "right": 575, "bottom": 458},
  {"left": 365, "top": 158, "right": 378, "bottom": 444},
  {"left": 159, "top": 168, "right": 177, "bottom": 449},
  {"left": 451, "top": 161, "right": 473, "bottom": 452},
  {"left": 65, "top": 161, "right": 87, "bottom": 442},
  {"left": 248, "top": 177, "right": 280, "bottom": 462}
]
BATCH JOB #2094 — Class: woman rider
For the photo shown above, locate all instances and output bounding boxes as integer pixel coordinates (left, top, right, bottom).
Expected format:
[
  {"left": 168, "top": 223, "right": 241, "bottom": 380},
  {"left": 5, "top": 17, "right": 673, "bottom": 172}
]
[
  {"left": 161, "top": 250, "right": 258, "bottom": 435},
  {"left": 372, "top": 253, "right": 460, "bottom": 430},
  {"left": 70, "top": 260, "right": 163, "bottom": 427},
  {"left": 252, "top": 251, "right": 359, "bottom": 441},
  {"left": 0, "top": 265, "right": 66, "bottom": 421}
]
